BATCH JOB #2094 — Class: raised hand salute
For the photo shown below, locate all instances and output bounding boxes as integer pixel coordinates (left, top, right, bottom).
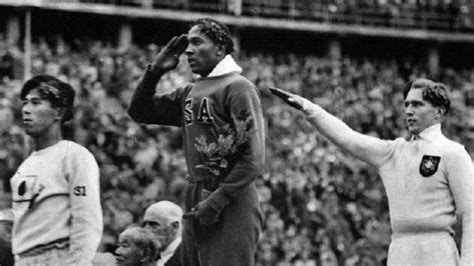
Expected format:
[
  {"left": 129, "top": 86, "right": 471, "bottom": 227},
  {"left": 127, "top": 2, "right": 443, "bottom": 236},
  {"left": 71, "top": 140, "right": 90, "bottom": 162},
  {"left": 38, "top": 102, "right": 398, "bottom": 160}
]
[
  {"left": 128, "top": 18, "right": 265, "bottom": 266},
  {"left": 150, "top": 34, "right": 188, "bottom": 74}
]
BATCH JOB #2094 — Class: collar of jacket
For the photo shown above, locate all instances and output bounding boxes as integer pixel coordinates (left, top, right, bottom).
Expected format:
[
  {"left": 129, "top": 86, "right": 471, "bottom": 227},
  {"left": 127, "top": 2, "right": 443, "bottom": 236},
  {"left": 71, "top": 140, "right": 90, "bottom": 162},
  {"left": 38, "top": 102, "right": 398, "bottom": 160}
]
[
  {"left": 206, "top": 54, "right": 242, "bottom": 77},
  {"left": 410, "top": 123, "right": 442, "bottom": 142}
]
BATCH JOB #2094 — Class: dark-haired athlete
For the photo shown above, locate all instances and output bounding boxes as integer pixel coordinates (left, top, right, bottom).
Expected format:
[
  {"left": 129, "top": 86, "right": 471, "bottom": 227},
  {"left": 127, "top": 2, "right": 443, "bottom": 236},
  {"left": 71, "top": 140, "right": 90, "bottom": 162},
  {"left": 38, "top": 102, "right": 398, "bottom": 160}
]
[
  {"left": 12, "top": 75, "right": 102, "bottom": 265},
  {"left": 128, "top": 18, "right": 265, "bottom": 266},
  {"left": 271, "top": 79, "right": 474, "bottom": 265}
]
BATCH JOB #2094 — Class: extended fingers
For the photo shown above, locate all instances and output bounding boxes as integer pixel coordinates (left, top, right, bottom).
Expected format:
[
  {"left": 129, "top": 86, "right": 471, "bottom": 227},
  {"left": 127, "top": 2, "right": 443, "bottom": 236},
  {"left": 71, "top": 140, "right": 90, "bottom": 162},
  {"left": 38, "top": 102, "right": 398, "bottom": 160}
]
[
  {"left": 164, "top": 34, "right": 188, "bottom": 56},
  {"left": 163, "top": 36, "right": 178, "bottom": 51},
  {"left": 269, "top": 87, "right": 293, "bottom": 99},
  {"left": 174, "top": 34, "right": 189, "bottom": 55},
  {"left": 182, "top": 210, "right": 197, "bottom": 219},
  {"left": 269, "top": 87, "right": 303, "bottom": 110}
]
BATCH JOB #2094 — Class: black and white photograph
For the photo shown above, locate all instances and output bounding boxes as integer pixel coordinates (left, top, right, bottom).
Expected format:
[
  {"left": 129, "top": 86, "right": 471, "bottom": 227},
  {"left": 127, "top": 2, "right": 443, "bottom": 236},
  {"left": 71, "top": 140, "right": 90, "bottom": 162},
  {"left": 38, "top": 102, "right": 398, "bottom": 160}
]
[{"left": 1, "top": 1, "right": 474, "bottom": 265}]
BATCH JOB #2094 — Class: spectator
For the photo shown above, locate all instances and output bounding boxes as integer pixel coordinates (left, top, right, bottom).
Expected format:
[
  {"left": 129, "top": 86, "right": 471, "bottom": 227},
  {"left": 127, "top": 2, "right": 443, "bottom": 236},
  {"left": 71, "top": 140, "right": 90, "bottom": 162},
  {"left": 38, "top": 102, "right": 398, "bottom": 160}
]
[
  {"left": 115, "top": 225, "right": 159, "bottom": 266},
  {"left": 142, "top": 200, "right": 183, "bottom": 266},
  {"left": 0, "top": 40, "right": 14, "bottom": 81}
]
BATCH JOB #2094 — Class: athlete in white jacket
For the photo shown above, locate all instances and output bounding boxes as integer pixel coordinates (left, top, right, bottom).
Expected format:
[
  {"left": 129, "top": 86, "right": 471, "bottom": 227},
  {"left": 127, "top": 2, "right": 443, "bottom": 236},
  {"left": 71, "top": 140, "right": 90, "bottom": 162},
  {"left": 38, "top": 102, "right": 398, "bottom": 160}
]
[
  {"left": 11, "top": 75, "right": 103, "bottom": 265},
  {"left": 271, "top": 78, "right": 474, "bottom": 266}
]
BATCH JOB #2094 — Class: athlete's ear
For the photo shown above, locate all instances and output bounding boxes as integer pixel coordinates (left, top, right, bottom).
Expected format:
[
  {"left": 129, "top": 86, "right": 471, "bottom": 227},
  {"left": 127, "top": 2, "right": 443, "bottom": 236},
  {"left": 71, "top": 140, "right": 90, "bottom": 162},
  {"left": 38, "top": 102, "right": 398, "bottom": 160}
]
[
  {"left": 436, "top": 106, "right": 446, "bottom": 119},
  {"left": 216, "top": 45, "right": 225, "bottom": 58},
  {"left": 54, "top": 107, "right": 66, "bottom": 121}
]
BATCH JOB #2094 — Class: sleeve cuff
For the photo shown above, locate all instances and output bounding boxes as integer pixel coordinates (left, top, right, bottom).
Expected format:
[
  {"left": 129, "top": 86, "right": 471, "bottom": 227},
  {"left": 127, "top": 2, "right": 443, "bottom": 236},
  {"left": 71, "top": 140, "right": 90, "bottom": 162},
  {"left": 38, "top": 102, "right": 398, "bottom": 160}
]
[
  {"left": 146, "top": 64, "right": 165, "bottom": 76},
  {"left": 205, "top": 191, "right": 231, "bottom": 214}
]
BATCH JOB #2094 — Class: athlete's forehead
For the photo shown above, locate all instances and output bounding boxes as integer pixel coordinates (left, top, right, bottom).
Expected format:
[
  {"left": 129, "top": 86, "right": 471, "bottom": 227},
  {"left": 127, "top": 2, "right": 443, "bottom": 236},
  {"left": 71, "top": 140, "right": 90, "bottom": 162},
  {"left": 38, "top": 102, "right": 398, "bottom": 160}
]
[
  {"left": 187, "top": 26, "right": 212, "bottom": 42},
  {"left": 23, "top": 88, "right": 48, "bottom": 101},
  {"left": 404, "top": 88, "right": 423, "bottom": 101}
]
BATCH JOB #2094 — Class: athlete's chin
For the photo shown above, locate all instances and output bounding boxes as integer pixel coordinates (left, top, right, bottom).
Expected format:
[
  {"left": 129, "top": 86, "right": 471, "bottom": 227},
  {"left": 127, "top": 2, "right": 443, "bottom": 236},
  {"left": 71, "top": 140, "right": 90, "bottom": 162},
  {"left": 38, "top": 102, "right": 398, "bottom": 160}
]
[
  {"left": 408, "top": 127, "right": 420, "bottom": 136},
  {"left": 189, "top": 63, "right": 200, "bottom": 72},
  {"left": 24, "top": 128, "right": 38, "bottom": 136},
  {"left": 190, "top": 66, "right": 201, "bottom": 75}
]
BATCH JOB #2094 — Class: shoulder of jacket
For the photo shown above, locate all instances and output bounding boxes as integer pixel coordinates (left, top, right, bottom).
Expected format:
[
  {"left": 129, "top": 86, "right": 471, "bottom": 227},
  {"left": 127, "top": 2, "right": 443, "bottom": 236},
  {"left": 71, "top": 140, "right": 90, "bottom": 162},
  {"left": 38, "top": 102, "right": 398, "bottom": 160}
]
[
  {"left": 227, "top": 75, "right": 258, "bottom": 94},
  {"left": 442, "top": 138, "right": 467, "bottom": 155},
  {"left": 62, "top": 141, "right": 95, "bottom": 160}
]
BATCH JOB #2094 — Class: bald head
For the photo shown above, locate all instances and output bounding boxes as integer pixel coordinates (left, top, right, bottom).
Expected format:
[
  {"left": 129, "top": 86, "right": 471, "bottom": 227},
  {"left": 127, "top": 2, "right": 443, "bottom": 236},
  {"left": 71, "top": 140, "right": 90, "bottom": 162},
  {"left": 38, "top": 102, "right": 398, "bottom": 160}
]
[
  {"left": 144, "top": 201, "right": 183, "bottom": 225},
  {"left": 142, "top": 201, "right": 183, "bottom": 250}
]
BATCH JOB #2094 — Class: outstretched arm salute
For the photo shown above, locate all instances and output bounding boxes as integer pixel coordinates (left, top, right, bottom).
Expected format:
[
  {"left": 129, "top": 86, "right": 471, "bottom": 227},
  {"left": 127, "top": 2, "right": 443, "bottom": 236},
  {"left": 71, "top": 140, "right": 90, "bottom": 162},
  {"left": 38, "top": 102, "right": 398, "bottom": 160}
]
[
  {"left": 270, "top": 87, "right": 392, "bottom": 167},
  {"left": 271, "top": 79, "right": 474, "bottom": 266}
]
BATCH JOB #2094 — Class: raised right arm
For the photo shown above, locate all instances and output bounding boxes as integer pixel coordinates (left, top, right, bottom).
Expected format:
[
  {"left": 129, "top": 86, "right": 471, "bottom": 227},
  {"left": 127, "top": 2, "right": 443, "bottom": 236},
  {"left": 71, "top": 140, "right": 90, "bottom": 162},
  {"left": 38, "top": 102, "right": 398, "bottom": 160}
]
[
  {"left": 128, "top": 69, "right": 190, "bottom": 126},
  {"left": 270, "top": 87, "right": 393, "bottom": 167},
  {"left": 128, "top": 35, "right": 188, "bottom": 126},
  {"left": 127, "top": 68, "right": 163, "bottom": 124},
  {"left": 303, "top": 101, "right": 392, "bottom": 167}
]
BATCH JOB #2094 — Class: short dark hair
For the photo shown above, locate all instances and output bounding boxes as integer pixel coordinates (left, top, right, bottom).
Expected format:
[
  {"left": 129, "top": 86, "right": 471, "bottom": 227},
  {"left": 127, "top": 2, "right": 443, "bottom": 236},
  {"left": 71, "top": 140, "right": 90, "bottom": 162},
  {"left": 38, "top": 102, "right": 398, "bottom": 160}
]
[
  {"left": 403, "top": 78, "right": 451, "bottom": 114},
  {"left": 20, "top": 75, "right": 75, "bottom": 122},
  {"left": 190, "top": 18, "right": 235, "bottom": 54}
]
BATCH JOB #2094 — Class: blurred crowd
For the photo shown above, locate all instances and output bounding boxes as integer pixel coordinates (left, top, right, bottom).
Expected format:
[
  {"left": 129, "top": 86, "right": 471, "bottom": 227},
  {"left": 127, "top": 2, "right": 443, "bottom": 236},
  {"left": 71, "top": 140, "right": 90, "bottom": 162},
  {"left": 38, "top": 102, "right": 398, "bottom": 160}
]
[
  {"left": 248, "top": 0, "right": 473, "bottom": 31},
  {"left": 73, "top": 0, "right": 473, "bottom": 31},
  {"left": 1, "top": 35, "right": 474, "bottom": 265}
]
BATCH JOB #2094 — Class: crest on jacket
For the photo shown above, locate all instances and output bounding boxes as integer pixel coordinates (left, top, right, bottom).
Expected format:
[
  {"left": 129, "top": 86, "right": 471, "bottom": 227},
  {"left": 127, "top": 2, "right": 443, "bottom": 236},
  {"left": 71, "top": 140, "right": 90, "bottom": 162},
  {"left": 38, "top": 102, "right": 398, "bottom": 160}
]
[{"left": 419, "top": 155, "right": 440, "bottom": 177}]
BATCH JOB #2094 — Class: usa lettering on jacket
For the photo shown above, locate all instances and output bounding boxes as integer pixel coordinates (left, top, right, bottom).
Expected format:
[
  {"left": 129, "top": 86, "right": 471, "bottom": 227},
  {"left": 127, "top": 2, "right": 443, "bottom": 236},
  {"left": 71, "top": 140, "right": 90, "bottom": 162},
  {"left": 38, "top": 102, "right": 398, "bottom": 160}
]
[{"left": 184, "top": 97, "right": 215, "bottom": 125}]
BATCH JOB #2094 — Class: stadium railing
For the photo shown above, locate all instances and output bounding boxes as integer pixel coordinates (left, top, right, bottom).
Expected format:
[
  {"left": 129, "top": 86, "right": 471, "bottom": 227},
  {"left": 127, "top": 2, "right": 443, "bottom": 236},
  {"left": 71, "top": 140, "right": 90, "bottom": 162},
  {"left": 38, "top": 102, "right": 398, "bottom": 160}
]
[{"left": 1, "top": 0, "right": 472, "bottom": 32}]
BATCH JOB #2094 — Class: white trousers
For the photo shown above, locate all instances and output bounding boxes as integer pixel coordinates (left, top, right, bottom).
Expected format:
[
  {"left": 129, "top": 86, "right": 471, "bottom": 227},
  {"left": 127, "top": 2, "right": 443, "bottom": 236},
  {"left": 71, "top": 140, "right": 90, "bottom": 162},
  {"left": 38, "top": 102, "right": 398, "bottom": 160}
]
[{"left": 387, "top": 232, "right": 459, "bottom": 266}]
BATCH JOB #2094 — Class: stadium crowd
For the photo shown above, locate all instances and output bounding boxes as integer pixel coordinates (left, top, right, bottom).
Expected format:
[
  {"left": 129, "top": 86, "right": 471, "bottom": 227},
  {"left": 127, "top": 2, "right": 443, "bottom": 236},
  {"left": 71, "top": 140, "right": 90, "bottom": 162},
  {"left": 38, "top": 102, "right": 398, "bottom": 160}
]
[
  {"left": 1, "top": 35, "right": 474, "bottom": 265},
  {"left": 76, "top": 0, "right": 473, "bottom": 31},
  {"left": 248, "top": 0, "right": 471, "bottom": 27}
]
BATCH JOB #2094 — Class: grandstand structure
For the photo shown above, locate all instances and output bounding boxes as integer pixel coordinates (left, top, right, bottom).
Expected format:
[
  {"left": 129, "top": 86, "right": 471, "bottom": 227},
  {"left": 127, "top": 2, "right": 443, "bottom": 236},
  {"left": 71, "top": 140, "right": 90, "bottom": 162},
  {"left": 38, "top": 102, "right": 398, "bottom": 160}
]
[
  {"left": 1, "top": 0, "right": 474, "bottom": 79},
  {"left": 1, "top": 0, "right": 473, "bottom": 35}
]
